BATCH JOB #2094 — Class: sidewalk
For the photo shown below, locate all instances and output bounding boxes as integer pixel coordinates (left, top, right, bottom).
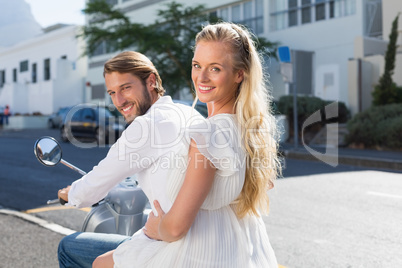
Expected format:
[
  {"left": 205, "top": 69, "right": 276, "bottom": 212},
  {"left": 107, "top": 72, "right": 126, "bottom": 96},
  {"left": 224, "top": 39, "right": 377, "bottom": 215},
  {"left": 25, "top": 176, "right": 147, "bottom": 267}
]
[{"left": 281, "top": 142, "right": 402, "bottom": 171}]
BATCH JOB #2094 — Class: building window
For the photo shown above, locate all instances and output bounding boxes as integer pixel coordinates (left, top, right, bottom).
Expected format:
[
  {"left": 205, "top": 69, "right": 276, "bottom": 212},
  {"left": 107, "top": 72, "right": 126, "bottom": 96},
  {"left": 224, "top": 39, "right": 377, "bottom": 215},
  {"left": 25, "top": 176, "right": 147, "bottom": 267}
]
[
  {"left": 244, "top": 1, "right": 253, "bottom": 20},
  {"left": 61, "top": 55, "right": 67, "bottom": 59},
  {"left": 13, "top": 68, "right": 17, "bottom": 82},
  {"left": 255, "top": 0, "right": 264, "bottom": 34},
  {"left": 91, "top": 39, "right": 119, "bottom": 56},
  {"left": 44, "top": 58, "right": 51, "bottom": 81},
  {"left": 220, "top": 7, "right": 229, "bottom": 21},
  {"left": 364, "top": 0, "right": 382, "bottom": 37},
  {"left": 270, "top": 0, "right": 286, "bottom": 30},
  {"left": 91, "top": 84, "right": 106, "bottom": 99},
  {"left": 216, "top": 0, "right": 265, "bottom": 35},
  {"left": 270, "top": 0, "right": 356, "bottom": 31},
  {"left": 90, "top": 0, "right": 117, "bottom": 5},
  {"left": 324, "top": 72, "right": 334, "bottom": 87},
  {"left": 329, "top": 0, "right": 335, "bottom": 18},
  {"left": 288, "top": 0, "right": 298, "bottom": 27},
  {"left": 20, "top": 60, "right": 28, "bottom": 72},
  {"left": 0, "top": 70, "right": 5, "bottom": 88},
  {"left": 32, "top": 63, "right": 37, "bottom": 83},
  {"left": 232, "top": 4, "right": 241, "bottom": 22},
  {"left": 315, "top": 0, "right": 326, "bottom": 21},
  {"left": 301, "top": 0, "right": 312, "bottom": 24}
]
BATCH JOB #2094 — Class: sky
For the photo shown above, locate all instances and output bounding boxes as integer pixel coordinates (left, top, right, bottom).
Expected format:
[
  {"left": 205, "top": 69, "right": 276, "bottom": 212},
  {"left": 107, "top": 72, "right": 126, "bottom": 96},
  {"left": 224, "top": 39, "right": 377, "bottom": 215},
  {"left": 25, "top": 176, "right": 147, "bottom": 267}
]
[{"left": 25, "top": 0, "right": 86, "bottom": 28}]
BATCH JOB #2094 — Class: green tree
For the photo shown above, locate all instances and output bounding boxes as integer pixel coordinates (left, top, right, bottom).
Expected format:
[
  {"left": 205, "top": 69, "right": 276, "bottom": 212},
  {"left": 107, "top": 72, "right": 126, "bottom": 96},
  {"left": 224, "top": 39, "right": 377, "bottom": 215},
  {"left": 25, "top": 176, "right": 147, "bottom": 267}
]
[
  {"left": 372, "top": 13, "right": 401, "bottom": 106},
  {"left": 81, "top": 0, "right": 278, "bottom": 97}
]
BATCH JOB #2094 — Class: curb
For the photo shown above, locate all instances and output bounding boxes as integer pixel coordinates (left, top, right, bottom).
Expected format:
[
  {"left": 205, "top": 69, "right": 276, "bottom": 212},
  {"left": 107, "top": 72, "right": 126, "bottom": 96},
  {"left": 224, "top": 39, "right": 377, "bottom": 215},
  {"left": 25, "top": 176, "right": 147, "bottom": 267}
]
[
  {"left": 0, "top": 208, "right": 76, "bottom": 236},
  {"left": 283, "top": 150, "right": 402, "bottom": 171}
]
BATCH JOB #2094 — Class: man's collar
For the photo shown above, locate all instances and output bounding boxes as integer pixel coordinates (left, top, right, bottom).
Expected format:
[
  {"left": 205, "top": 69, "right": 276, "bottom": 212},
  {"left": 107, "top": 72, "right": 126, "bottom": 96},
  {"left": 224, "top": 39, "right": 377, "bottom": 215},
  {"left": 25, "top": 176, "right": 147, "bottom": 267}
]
[{"left": 145, "top": 96, "right": 173, "bottom": 115}]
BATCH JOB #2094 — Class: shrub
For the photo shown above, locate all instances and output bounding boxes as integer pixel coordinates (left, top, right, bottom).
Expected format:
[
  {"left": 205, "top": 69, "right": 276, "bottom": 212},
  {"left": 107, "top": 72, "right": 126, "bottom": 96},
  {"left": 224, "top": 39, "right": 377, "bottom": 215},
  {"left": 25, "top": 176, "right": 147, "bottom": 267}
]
[
  {"left": 377, "top": 116, "right": 402, "bottom": 148},
  {"left": 372, "top": 82, "right": 402, "bottom": 106},
  {"left": 277, "top": 95, "right": 350, "bottom": 141},
  {"left": 271, "top": 100, "right": 281, "bottom": 115},
  {"left": 346, "top": 104, "right": 402, "bottom": 149}
]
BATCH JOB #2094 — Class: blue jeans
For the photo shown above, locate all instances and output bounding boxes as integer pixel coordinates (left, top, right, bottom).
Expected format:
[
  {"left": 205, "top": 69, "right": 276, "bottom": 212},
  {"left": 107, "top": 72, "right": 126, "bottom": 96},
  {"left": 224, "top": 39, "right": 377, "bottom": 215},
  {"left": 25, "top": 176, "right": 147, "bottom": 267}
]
[{"left": 58, "top": 232, "right": 130, "bottom": 268}]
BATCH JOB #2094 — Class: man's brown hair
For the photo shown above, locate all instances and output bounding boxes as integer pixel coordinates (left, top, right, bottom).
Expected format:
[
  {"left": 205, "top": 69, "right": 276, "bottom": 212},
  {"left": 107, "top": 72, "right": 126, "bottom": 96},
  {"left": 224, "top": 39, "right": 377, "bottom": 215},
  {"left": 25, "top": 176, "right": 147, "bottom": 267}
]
[{"left": 104, "top": 51, "right": 165, "bottom": 96}]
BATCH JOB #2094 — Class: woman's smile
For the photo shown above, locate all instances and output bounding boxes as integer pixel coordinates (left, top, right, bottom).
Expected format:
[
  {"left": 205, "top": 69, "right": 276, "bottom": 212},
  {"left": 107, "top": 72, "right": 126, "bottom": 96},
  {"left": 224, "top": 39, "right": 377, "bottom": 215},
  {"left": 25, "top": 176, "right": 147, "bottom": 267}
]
[{"left": 198, "top": 85, "right": 215, "bottom": 93}]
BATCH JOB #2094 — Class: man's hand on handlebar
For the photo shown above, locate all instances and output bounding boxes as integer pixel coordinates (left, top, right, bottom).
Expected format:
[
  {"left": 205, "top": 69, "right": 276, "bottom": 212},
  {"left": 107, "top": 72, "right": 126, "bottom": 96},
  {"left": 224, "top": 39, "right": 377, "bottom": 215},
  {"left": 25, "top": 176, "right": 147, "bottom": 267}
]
[{"left": 58, "top": 186, "right": 71, "bottom": 205}]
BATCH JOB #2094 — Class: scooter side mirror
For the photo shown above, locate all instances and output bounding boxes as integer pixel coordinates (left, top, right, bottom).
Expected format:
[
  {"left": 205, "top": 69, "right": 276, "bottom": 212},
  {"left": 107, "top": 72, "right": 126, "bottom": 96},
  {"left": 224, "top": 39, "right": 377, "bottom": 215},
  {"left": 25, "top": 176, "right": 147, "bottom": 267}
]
[{"left": 34, "top": 136, "right": 62, "bottom": 167}]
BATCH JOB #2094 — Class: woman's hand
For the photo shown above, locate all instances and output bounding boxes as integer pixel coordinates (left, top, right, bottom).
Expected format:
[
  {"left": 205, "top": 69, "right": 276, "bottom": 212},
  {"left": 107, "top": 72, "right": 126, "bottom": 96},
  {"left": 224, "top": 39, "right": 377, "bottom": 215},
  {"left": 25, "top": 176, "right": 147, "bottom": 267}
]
[{"left": 143, "top": 200, "right": 165, "bottom": 241}]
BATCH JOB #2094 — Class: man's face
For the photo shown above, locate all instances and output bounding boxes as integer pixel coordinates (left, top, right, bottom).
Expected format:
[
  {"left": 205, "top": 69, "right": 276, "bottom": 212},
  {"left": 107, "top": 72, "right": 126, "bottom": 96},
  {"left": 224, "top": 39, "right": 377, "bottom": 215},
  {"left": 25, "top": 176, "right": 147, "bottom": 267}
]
[{"left": 105, "top": 72, "right": 152, "bottom": 124}]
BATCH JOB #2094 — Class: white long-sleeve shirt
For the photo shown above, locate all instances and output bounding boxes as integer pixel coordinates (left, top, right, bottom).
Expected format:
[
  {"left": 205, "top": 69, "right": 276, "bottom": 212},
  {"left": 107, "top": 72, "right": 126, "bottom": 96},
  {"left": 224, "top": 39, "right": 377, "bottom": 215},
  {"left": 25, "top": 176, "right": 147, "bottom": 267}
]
[{"left": 68, "top": 96, "right": 202, "bottom": 214}]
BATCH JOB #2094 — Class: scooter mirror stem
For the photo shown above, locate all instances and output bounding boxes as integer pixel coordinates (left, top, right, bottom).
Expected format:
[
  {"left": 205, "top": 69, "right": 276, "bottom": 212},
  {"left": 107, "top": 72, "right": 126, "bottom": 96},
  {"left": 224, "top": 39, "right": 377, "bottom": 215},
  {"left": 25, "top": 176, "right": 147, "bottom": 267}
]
[{"left": 60, "top": 159, "right": 87, "bottom": 176}]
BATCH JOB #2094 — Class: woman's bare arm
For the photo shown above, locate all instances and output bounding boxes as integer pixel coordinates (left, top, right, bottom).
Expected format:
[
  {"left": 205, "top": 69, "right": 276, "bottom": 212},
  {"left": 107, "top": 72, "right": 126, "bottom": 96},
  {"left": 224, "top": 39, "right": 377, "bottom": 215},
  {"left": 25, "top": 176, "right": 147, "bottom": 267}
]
[{"left": 144, "top": 140, "right": 216, "bottom": 242}]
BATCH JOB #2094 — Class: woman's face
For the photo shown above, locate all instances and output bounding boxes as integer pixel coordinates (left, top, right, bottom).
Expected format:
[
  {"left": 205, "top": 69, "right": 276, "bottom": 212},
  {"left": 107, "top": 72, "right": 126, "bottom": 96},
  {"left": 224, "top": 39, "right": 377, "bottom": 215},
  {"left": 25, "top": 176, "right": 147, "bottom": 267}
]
[{"left": 191, "top": 41, "right": 243, "bottom": 106}]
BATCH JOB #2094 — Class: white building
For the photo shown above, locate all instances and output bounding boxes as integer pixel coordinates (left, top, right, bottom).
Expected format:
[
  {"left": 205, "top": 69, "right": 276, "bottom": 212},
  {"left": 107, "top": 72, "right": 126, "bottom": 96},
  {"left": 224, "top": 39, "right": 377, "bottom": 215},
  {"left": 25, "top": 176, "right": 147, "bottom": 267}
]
[
  {"left": 0, "top": 24, "right": 88, "bottom": 115},
  {"left": 348, "top": 0, "right": 402, "bottom": 115},
  {"left": 84, "top": 0, "right": 394, "bottom": 116}
]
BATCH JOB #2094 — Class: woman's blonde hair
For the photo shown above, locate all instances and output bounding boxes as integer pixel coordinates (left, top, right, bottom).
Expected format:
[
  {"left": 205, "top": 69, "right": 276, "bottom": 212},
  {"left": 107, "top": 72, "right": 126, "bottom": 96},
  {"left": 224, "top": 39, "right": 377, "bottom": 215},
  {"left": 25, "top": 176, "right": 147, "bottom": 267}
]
[{"left": 195, "top": 22, "right": 281, "bottom": 218}]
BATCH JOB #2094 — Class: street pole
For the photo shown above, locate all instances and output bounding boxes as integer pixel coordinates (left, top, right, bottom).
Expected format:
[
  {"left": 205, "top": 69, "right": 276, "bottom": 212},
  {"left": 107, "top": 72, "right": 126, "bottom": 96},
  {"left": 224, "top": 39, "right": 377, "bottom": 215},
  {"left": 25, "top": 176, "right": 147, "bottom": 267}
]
[
  {"left": 278, "top": 46, "right": 298, "bottom": 148},
  {"left": 292, "top": 51, "right": 298, "bottom": 149},
  {"left": 292, "top": 82, "right": 298, "bottom": 149}
]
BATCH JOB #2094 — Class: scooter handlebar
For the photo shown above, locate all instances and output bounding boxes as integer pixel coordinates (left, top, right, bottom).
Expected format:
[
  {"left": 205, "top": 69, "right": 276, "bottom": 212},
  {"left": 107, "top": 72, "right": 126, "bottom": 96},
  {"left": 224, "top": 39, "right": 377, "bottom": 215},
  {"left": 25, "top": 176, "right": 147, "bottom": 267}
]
[
  {"left": 59, "top": 198, "right": 67, "bottom": 205},
  {"left": 47, "top": 198, "right": 67, "bottom": 205}
]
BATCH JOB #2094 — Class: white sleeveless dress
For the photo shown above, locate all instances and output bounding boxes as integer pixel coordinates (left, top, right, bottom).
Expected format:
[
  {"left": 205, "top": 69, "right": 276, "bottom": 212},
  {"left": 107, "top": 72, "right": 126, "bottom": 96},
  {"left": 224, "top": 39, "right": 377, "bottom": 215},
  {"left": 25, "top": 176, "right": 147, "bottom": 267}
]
[{"left": 113, "top": 114, "right": 278, "bottom": 267}]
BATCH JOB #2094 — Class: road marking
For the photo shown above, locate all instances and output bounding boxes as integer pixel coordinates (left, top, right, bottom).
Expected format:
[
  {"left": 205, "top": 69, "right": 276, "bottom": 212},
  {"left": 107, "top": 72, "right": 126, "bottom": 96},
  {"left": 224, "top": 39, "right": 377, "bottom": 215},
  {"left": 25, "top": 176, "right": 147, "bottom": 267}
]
[
  {"left": 0, "top": 208, "right": 76, "bottom": 236},
  {"left": 24, "top": 206, "right": 91, "bottom": 214},
  {"left": 367, "top": 191, "right": 402, "bottom": 199}
]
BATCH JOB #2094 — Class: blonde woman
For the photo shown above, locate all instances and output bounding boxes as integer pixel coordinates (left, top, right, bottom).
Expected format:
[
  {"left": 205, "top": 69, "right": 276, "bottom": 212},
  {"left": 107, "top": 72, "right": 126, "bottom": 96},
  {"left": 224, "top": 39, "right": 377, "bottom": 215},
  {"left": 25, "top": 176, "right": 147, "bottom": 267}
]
[{"left": 94, "top": 22, "right": 280, "bottom": 268}]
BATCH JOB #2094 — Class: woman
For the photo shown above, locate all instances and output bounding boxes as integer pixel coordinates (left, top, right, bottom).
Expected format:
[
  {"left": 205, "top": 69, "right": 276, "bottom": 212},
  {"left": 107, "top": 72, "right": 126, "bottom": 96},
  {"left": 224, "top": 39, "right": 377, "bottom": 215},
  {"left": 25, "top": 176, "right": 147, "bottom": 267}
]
[{"left": 93, "top": 22, "right": 280, "bottom": 268}]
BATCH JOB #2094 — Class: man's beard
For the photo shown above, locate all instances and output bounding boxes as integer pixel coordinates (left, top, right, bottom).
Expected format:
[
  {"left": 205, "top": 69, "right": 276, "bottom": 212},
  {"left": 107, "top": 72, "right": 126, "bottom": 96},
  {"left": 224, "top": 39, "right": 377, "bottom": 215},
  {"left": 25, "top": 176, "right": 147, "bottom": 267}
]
[{"left": 124, "top": 88, "right": 152, "bottom": 124}]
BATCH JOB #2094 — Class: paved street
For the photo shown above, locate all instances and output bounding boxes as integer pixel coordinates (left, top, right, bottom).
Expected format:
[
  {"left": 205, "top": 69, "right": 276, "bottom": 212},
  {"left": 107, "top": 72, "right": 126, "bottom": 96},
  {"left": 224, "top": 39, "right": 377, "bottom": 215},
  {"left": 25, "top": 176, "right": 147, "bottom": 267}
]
[
  {"left": 0, "top": 128, "right": 107, "bottom": 211},
  {"left": 264, "top": 170, "right": 402, "bottom": 268},
  {"left": 0, "top": 213, "right": 63, "bottom": 268}
]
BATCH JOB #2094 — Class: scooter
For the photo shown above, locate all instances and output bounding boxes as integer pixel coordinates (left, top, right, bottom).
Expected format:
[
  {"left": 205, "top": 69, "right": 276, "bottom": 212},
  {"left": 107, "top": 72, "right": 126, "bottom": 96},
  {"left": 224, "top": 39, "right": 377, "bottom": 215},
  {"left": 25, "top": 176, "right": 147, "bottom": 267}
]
[{"left": 33, "top": 136, "right": 150, "bottom": 236}]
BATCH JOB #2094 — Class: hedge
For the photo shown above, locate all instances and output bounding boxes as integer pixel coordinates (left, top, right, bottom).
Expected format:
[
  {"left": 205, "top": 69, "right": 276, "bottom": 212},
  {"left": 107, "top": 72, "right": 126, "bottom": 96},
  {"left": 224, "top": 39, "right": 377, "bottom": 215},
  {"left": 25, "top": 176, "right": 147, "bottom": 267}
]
[
  {"left": 346, "top": 104, "right": 402, "bottom": 149},
  {"left": 277, "top": 95, "right": 350, "bottom": 140}
]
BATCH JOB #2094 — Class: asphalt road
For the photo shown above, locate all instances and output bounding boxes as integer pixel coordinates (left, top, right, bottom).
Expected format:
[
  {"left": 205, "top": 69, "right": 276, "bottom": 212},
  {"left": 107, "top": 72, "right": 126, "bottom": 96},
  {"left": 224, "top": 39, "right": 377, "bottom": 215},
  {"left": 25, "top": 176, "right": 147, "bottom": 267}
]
[
  {"left": 0, "top": 213, "right": 63, "bottom": 268},
  {"left": 264, "top": 170, "right": 402, "bottom": 268},
  {"left": 0, "top": 128, "right": 108, "bottom": 211}
]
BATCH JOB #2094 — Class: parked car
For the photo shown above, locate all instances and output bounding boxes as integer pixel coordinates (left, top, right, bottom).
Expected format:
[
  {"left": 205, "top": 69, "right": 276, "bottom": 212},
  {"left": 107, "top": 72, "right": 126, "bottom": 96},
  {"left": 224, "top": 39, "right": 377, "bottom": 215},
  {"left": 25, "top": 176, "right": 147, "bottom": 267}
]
[
  {"left": 105, "top": 104, "right": 123, "bottom": 118},
  {"left": 173, "top": 99, "right": 208, "bottom": 118},
  {"left": 48, "top": 106, "right": 71, "bottom": 129},
  {"left": 60, "top": 104, "right": 125, "bottom": 145}
]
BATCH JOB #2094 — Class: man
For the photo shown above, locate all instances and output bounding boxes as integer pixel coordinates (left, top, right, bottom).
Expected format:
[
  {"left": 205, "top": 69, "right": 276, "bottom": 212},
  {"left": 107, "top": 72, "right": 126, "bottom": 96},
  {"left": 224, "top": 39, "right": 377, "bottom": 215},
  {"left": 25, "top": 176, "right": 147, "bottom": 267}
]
[
  {"left": 58, "top": 51, "right": 201, "bottom": 267},
  {"left": 3, "top": 105, "right": 10, "bottom": 125}
]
